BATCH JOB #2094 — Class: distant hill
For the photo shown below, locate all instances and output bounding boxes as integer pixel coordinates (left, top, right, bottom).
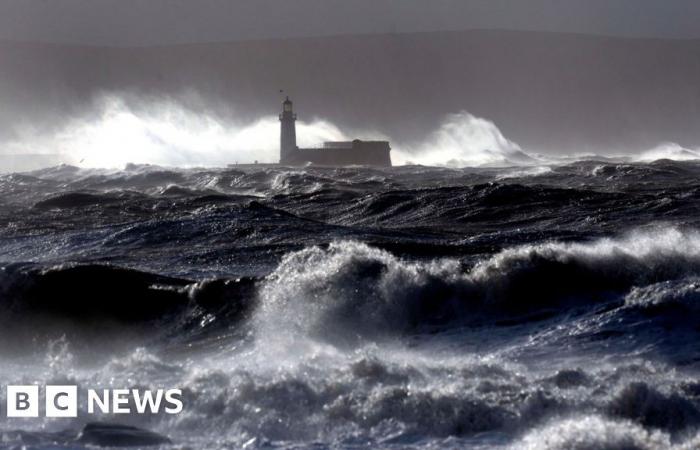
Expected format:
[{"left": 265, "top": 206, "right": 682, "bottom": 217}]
[{"left": 1, "top": 30, "right": 699, "bottom": 153}]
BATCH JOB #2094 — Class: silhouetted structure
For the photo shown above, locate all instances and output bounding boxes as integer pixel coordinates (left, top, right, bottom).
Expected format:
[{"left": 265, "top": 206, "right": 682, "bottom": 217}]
[{"left": 279, "top": 97, "right": 391, "bottom": 166}]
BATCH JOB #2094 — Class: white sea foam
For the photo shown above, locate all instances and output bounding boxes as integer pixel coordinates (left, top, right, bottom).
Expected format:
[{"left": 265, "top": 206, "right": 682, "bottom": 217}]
[
  {"left": 513, "top": 416, "right": 676, "bottom": 450},
  {"left": 2, "top": 95, "right": 347, "bottom": 169},
  {"left": 251, "top": 227, "right": 700, "bottom": 347},
  {"left": 3, "top": 226, "right": 700, "bottom": 447},
  {"left": 495, "top": 165, "right": 552, "bottom": 179},
  {"left": 471, "top": 226, "right": 700, "bottom": 282},
  {"left": 624, "top": 278, "right": 700, "bottom": 309},
  {"left": 634, "top": 142, "right": 700, "bottom": 163},
  {"left": 2, "top": 97, "right": 546, "bottom": 170},
  {"left": 393, "top": 111, "right": 539, "bottom": 168}
]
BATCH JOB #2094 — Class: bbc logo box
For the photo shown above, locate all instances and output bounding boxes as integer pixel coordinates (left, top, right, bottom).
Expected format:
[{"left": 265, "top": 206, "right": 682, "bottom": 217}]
[{"left": 6, "top": 386, "right": 77, "bottom": 418}]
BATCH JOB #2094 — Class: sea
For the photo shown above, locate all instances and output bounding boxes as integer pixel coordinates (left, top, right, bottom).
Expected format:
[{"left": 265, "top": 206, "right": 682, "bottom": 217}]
[{"left": 2, "top": 159, "right": 700, "bottom": 449}]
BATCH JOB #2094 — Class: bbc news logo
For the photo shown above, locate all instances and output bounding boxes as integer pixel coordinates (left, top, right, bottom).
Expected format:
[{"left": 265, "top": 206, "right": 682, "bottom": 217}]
[{"left": 6, "top": 386, "right": 183, "bottom": 418}]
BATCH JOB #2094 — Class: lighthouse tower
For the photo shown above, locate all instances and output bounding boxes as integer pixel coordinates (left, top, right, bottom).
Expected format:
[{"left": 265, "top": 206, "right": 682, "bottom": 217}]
[{"left": 279, "top": 97, "right": 297, "bottom": 164}]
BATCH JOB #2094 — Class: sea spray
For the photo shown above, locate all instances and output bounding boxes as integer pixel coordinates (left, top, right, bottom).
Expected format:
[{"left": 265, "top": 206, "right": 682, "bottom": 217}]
[
  {"left": 2, "top": 162, "right": 700, "bottom": 448},
  {"left": 393, "top": 111, "right": 538, "bottom": 167}
]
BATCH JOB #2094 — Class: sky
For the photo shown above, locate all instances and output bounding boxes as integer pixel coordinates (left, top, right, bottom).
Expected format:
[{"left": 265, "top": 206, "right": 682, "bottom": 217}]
[
  {"left": 1, "top": 0, "right": 699, "bottom": 170},
  {"left": 0, "top": 0, "right": 699, "bottom": 46}
]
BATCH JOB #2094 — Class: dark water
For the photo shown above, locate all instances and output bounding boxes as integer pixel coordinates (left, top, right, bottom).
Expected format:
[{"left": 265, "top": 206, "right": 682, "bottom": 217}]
[{"left": 2, "top": 160, "right": 700, "bottom": 449}]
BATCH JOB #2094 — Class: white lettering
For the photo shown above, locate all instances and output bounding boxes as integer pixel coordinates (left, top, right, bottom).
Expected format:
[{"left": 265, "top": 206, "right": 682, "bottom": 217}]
[
  {"left": 164, "top": 389, "right": 183, "bottom": 414},
  {"left": 87, "top": 389, "right": 110, "bottom": 414},
  {"left": 112, "top": 389, "right": 131, "bottom": 414},
  {"left": 133, "top": 389, "right": 163, "bottom": 414}
]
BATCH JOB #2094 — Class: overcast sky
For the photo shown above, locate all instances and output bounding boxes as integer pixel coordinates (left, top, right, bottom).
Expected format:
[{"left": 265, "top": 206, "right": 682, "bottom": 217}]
[{"left": 0, "top": 0, "right": 699, "bottom": 46}]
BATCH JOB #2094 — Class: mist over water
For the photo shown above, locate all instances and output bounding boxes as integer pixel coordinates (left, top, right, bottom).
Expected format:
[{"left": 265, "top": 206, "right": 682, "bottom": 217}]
[
  {"left": 2, "top": 95, "right": 347, "bottom": 169},
  {"left": 393, "top": 111, "right": 537, "bottom": 167},
  {"left": 0, "top": 95, "right": 545, "bottom": 170},
  {"left": 636, "top": 142, "right": 700, "bottom": 163},
  {"left": 2, "top": 94, "right": 700, "bottom": 172}
]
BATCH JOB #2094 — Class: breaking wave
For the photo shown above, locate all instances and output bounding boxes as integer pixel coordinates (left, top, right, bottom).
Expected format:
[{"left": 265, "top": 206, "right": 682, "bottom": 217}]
[
  {"left": 3, "top": 161, "right": 700, "bottom": 448},
  {"left": 634, "top": 142, "right": 700, "bottom": 163},
  {"left": 2, "top": 98, "right": 546, "bottom": 171},
  {"left": 2, "top": 95, "right": 348, "bottom": 169},
  {"left": 394, "top": 111, "right": 538, "bottom": 167},
  {"left": 255, "top": 227, "right": 700, "bottom": 346},
  {"left": 6, "top": 225, "right": 700, "bottom": 350},
  {"left": 514, "top": 415, "right": 700, "bottom": 450}
]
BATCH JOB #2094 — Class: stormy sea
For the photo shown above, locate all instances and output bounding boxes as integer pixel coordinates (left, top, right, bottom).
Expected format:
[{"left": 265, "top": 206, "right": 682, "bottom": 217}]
[{"left": 3, "top": 158, "right": 700, "bottom": 449}]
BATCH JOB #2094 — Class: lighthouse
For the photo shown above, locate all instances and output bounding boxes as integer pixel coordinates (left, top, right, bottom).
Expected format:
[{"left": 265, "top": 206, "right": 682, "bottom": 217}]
[
  {"left": 279, "top": 97, "right": 297, "bottom": 164},
  {"left": 277, "top": 96, "right": 391, "bottom": 166}
]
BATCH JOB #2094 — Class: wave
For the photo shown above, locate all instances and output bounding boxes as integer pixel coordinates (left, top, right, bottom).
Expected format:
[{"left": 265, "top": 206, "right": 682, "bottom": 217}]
[
  {"left": 4, "top": 229, "right": 700, "bottom": 446},
  {"left": 0, "top": 422, "right": 171, "bottom": 448},
  {"left": 300, "top": 182, "right": 625, "bottom": 230},
  {"left": 12, "top": 164, "right": 383, "bottom": 202},
  {"left": 0, "top": 263, "right": 257, "bottom": 354},
  {"left": 634, "top": 142, "right": 700, "bottom": 163},
  {"left": 254, "top": 227, "right": 700, "bottom": 345},
  {"left": 138, "top": 346, "right": 700, "bottom": 447},
  {"left": 33, "top": 191, "right": 142, "bottom": 209},
  {"left": 5, "top": 101, "right": 545, "bottom": 171},
  {"left": 514, "top": 415, "right": 700, "bottom": 450},
  {"left": 393, "top": 111, "right": 539, "bottom": 168},
  {"left": 495, "top": 165, "right": 553, "bottom": 180},
  {"left": 3, "top": 94, "right": 348, "bottom": 169},
  {"left": 4, "top": 94, "right": 699, "bottom": 173},
  {"left": 4, "top": 225, "right": 700, "bottom": 341},
  {"left": 625, "top": 278, "right": 700, "bottom": 311}
]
